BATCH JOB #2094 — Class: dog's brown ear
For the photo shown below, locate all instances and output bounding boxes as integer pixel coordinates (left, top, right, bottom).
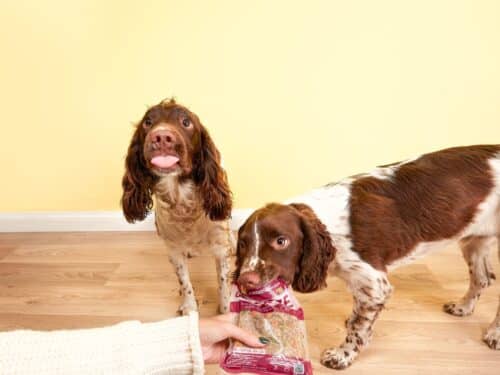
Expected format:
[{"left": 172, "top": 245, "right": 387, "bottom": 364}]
[
  {"left": 290, "top": 203, "right": 336, "bottom": 293},
  {"left": 121, "top": 126, "right": 157, "bottom": 223},
  {"left": 232, "top": 225, "right": 246, "bottom": 283},
  {"left": 192, "top": 126, "right": 232, "bottom": 221}
]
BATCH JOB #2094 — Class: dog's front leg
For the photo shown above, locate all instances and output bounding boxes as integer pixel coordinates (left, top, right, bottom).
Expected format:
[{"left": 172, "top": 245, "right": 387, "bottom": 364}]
[
  {"left": 322, "top": 263, "right": 393, "bottom": 370},
  {"left": 168, "top": 252, "right": 197, "bottom": 315},
  {"left": 213, "top": 247, "right": 231, "bottom": 314}
]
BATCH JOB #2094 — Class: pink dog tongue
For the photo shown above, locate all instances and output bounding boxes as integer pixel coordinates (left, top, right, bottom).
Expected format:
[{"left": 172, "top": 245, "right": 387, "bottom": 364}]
[{"left": 151, "top": 155, "right": 179, "bottom": 168}]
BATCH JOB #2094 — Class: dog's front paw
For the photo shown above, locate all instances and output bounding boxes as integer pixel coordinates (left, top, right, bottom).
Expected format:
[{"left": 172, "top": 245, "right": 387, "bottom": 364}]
[
  {"left": 443, "top": 301, "right": 473, "bottom": 317},
  {"left": 484, "top": 326, "right": 500, "bottom": 350},
  {"left": 321, "top": 347, "right": 355, "bottom": 370}
]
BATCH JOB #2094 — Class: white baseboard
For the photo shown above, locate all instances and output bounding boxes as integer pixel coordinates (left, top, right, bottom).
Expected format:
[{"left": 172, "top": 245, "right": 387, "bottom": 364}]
[{"left": 0, "top": 209, "right": 254, "bottom": 233}]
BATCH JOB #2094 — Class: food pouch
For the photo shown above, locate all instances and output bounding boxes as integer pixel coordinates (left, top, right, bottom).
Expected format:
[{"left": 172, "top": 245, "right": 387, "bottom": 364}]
[{"left": 220, "top": 278, "right": 312, "bottom": 375}]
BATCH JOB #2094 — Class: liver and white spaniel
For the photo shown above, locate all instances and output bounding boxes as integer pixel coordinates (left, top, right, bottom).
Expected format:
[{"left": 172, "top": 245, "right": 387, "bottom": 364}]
[
  {"left": 121, "top": 99, "right": 233, "bottom": 315},
  {"left": 235, "top": 145, "right": 500, "bottom": 369}
]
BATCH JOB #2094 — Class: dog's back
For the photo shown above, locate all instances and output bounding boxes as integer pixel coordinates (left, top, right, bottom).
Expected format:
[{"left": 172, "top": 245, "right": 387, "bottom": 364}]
[{"left": 348, "top": 144, "right": 500, "bottom": 269}]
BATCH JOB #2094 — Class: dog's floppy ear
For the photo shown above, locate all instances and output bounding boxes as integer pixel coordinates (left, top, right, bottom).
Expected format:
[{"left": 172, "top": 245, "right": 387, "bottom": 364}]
[
  {"left": 192, "top": 126, "right": 232, "bottom": 221},
  {"left": 121, "top": 126, "right": 157, "bottom": 223},
  {"left": 290, "top": 203, "right": 336, "bottom": 293},
  {"left": 232, "top": 224, "right": 247, "bottom": 283}
]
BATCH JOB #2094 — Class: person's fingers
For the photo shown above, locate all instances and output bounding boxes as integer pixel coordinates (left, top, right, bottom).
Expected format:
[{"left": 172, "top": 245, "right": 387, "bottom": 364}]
[
  {"left": 223, "top": 323, "right": 266, "bottom": 348},
  {"left": 212, "top": 313, "right": 237, "bottom": 323}
]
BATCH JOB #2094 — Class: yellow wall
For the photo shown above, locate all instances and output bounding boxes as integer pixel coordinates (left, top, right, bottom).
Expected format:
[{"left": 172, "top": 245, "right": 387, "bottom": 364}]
[{"left": 1, "top": 0, "right": 499, "bottom": 211}]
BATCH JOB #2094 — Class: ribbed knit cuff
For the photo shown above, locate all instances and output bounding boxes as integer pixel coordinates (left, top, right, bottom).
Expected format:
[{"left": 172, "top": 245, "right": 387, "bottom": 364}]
[
  {"left": 187, "top": 312, "right": 205, "bottom": 374},
  {"left": 130, "top": 312, "right": 205, "bottom": 374}
]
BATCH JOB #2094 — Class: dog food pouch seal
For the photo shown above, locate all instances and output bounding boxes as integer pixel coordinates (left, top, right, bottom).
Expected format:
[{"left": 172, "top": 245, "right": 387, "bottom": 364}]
[{"left": 220, "top": 278, "right": 313, "bottom": 375}]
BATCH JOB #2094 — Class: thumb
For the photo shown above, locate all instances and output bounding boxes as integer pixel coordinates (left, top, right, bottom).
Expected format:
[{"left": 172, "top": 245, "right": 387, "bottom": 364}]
[{"left": 224, "top": 323, "right": 266, "bottom": 348}]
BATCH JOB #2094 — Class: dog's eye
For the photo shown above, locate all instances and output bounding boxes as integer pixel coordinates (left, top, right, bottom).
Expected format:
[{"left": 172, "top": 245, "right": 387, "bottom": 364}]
[
  {"left": 181, "top": 117, "right": 191, "bottom": 128},
  {"left": 143, "top": 117, "right": 152, "bottom": 127},
  {"left": 273, "top": 236, "right": 289, "bottom": 249}
]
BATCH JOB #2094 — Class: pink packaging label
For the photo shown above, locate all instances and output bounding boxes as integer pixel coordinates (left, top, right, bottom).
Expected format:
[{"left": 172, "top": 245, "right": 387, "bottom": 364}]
[
  {"left": 229, "top": 278, "right": 305, "bottom": 320},
  {"left": 222, "top": 351, "right": 313, "bottom": 375},
  {"left": 220, "top": 279, "right": 312, "bottom": 375}
]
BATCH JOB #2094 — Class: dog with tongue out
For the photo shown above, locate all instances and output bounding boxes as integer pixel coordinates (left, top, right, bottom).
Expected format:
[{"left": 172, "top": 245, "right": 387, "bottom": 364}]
[
  {"left": 121, "top": 98, "right": 234, "bottom": 315},
  {"left": 150, "top": 155, "right": 179, "bottom": 170}
]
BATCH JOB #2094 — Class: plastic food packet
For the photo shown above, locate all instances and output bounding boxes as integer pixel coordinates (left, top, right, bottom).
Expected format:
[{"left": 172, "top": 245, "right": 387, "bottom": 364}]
[{"left": 220, "top": 278, "right": 312, "bottom": 375}]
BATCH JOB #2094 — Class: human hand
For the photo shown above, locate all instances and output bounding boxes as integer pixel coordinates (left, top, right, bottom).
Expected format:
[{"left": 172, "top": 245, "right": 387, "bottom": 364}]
[{"left": 198, "top": 313, "right": 266, "bottom": 363}]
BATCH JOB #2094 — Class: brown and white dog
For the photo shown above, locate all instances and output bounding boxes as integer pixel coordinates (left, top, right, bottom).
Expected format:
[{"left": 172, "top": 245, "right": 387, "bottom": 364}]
[
  {"left": 235, "top": 145, "right": 500, "bottom": 369},
  {"left": 121, "top": 99, "right": 234, "bottom": 315}
]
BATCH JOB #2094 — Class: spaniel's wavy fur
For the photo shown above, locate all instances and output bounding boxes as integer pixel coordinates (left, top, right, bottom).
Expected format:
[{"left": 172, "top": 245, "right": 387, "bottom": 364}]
[{"left": 121, "top": 99, "right": 234, "bottom": 314}]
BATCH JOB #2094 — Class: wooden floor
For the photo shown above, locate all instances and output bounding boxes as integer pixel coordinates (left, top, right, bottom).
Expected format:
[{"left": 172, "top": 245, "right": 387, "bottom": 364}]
[{"left": 0, "top": 232, "right": 498, "bottom": 374}]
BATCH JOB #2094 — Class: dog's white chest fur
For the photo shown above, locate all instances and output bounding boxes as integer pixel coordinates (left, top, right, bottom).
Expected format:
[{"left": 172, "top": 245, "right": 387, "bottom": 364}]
[{"left": 154, "top": 175, "right": 232, "bottom": 256}]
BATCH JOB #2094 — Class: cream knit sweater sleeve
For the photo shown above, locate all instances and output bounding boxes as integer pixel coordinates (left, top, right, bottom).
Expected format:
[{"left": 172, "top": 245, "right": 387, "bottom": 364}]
[{"left": 0, "top": 312, "right": 204, "bottom": 375}]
